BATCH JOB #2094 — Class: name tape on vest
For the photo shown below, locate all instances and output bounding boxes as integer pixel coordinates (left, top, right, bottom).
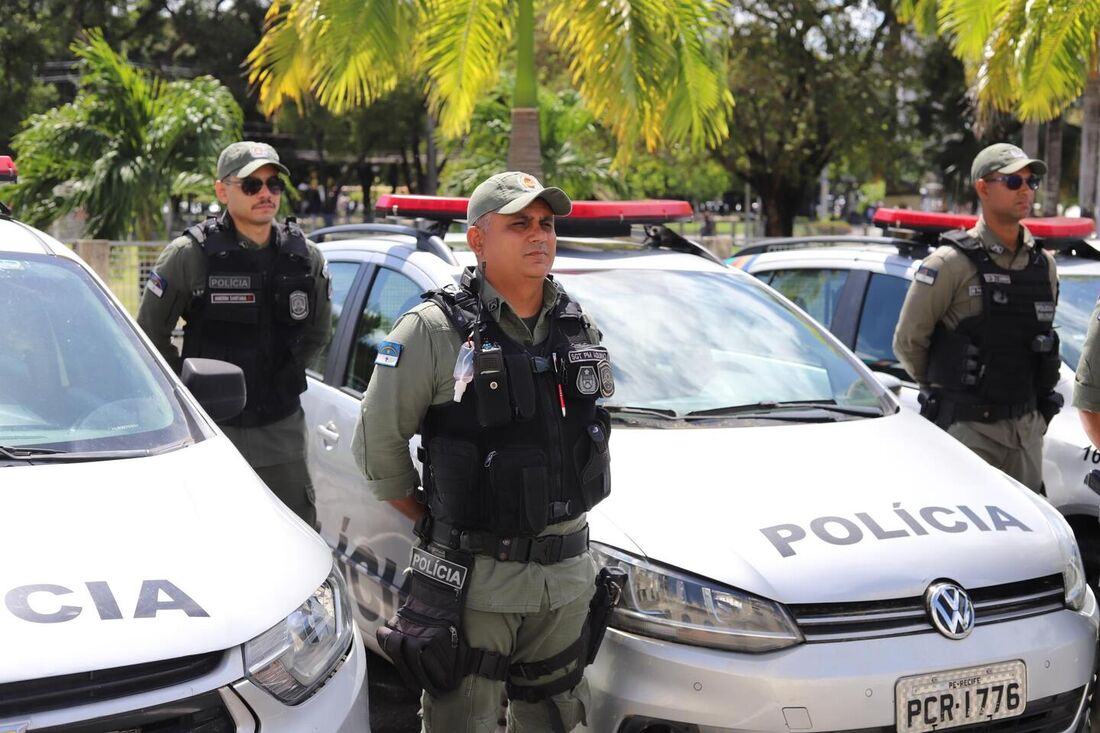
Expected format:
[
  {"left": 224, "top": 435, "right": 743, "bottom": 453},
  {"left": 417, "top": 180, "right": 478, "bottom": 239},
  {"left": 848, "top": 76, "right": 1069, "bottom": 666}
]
[
  {"left": 210, "top": 293, "right": 256, "bottom": 305},
  {"left": 410, "top": 547, "right": 468, "bottom": 591}
]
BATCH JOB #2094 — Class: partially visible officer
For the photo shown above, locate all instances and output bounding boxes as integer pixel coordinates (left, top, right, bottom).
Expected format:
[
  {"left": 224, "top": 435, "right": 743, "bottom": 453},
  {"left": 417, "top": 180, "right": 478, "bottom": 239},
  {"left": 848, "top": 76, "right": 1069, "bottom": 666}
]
[
  {"left": 356, "top": 172, "right": 621, "bottom": 731},
  {"left": 138, "top": 141, "right": 331, "bottom": 526},
  {"left": 894, "top": 143, "right": 1062, "bottom": 492},
  {"left": 1073, "top": 302, "right": 1100, "bottom": 447}
]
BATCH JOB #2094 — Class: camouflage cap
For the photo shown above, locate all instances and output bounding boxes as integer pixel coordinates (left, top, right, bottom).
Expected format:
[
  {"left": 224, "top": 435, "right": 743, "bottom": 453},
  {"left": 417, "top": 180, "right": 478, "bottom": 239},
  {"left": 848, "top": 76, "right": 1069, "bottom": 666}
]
[
  {"left": 467, "top": 171, "right": 572, "bottom": 224},
  {"left": 217, "top": 141, "right": 290, "bottom": 180},
  {"left": 971, "top": 143, "right": 1047, "bottom": 183}
]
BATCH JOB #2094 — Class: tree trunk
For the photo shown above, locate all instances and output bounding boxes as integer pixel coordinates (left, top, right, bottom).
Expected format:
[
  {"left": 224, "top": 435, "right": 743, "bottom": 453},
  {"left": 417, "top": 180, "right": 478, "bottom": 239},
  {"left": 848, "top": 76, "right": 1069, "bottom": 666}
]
[
  {"left": 424, "top": 112, "right": 438, "bottom": 195},
  {"left": 1022, "top": 123, "right": 1041, "bottom": 159},
  {"left": 1042, "top": 117, "right": 1063, "bottom": 217},
  {"left": 1081, "top": 71, "right": 1100, "bottom": 221},
  {"left": 760, "top": 186, "right": 802, "bottom": 236},
  {"left": 507, "top": 0, "right": 542, "bottom": 178}
]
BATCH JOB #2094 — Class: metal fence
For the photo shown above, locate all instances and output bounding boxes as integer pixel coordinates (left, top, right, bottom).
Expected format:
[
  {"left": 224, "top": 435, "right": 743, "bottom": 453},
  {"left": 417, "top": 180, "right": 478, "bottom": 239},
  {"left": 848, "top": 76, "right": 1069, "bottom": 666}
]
[{"left": 72, "top": 240, "right": 167, "bottom": 316}]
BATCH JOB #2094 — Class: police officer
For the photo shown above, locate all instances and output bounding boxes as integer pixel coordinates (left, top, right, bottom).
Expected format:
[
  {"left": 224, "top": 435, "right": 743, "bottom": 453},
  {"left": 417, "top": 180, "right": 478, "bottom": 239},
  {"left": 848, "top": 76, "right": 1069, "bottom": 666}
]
[
  {"left": 1074, "top": 303, "right": 1100, "bottom": 447},
  {"left": 893, "top": 143, "right": 1061, "bottom": 492},
  {"left": 137, "top": 141, "right": 331, "bottom": 526},
  {"left": 355, "top": 172, "right": 618, "bottom": 731}
]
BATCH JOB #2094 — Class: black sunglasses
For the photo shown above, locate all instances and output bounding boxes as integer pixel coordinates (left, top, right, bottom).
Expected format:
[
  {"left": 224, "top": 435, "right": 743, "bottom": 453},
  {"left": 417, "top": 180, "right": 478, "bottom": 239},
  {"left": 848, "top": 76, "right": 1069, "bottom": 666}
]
[
  {"left": 226, "top": 175, "right": 285, "bottom": 196},
  {"left": 985, "top": 174, "right": 1041, "bottom": 191}
]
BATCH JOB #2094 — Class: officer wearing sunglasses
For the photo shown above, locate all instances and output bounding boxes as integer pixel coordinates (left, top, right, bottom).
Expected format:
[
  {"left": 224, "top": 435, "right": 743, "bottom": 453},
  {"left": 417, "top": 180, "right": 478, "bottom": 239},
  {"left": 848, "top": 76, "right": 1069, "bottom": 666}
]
[
  {"left": 138, "top": 141, "right": 332, "bottom": 526},
  {"left": 894, "top": 143, "right": 1061, "bottom": 493}
]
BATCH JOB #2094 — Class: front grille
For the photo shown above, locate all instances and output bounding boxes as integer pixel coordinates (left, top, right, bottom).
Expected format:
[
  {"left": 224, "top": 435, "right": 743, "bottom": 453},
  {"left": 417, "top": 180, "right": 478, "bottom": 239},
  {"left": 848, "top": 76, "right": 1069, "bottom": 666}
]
[
  {"left": 34, "top": 689, "right": 242, "bottom": 733},
  {"left": 834, "top": 685, "right": 1085, "bottom": 733},
  {"left": 789, "top": 575, "right": 1064, "bottom": 643},
  {"left": 0, "top": 651, "right": 223, "bottom": 718}
]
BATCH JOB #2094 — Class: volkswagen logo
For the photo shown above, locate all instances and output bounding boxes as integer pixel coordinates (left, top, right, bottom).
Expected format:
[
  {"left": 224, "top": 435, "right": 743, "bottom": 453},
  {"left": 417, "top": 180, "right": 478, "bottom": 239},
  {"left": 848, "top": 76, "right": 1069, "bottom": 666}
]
[{"left": 925, "top": 581, "right": 975, "bottom": 639}]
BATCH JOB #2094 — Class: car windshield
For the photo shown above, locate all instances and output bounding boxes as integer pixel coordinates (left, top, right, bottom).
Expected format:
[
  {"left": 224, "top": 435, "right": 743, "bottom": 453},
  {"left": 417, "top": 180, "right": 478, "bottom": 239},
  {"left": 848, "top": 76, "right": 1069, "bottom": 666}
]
[
  {"left": 0, "top": 253, "right": 199, "bottom": 455},
  {"left": 553, "top": 268, "right": 891, "bottom": 421},
  {"left": 1057, "top": 274, "right": 1100, "bottom": 372}
]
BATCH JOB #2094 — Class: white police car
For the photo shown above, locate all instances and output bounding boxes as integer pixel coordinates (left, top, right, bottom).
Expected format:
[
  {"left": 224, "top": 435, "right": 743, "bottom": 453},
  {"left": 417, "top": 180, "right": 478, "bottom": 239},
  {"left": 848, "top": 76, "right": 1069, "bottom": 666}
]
[
  {"left": 0, "top": 206, "right": 368, "bottom": 731},
  {"left": 303, "top": 196, "right": 1097, "bottom": 733},
  {"left": 731, "top": 208, "right": 1100, "bottom": 582}
]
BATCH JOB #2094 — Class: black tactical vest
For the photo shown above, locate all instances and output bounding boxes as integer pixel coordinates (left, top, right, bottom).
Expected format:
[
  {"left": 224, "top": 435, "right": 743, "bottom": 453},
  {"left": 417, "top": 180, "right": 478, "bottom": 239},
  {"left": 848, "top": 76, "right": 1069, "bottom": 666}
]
[
  {"left": 181, "top": 215, "right": 316, "bottom": 426},
  {"left": 420, "top": 271, "right": 613, "bottom": 538},
  {"left": 926, "top": 230, "right": 1059, "bottom": 406}
]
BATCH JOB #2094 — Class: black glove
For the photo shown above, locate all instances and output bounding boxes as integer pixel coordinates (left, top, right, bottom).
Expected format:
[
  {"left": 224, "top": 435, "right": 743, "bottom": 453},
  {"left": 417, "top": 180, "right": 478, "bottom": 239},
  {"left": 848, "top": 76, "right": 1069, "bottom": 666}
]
[{"left": 1038, "top": 391, "right": 1064, "bottom": 425}]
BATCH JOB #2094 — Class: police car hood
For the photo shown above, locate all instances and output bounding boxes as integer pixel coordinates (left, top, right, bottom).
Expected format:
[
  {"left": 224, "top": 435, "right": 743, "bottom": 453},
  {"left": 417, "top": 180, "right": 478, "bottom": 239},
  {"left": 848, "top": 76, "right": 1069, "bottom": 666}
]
[
  {"left": 0, "top": 437, "right": 332, "bottom": 683},
  {"left": 589, "top": 409, "right": 1070, "bottom": 605}
]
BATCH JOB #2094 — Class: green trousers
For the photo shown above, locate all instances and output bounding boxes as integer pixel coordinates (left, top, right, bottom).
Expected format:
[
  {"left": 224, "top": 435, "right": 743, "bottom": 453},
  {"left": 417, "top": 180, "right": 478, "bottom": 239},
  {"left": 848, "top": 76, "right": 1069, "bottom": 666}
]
[
  {"left": 254, "top": 458, "right": 317, "bottom": 528},
  {"left": 421, "top": 583, "right": 595, "bottom": 732},
  {"left": 948, "top": 410, "right": 1045, "bottom": 492}
]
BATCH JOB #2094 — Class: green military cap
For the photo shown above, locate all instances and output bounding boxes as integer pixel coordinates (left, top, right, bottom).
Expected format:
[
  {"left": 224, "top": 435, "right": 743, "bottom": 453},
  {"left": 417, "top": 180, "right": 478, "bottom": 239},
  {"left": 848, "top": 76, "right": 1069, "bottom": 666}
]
[
  {"left": 217, "top": 141, "right": 290, "bottom": 180},
  {"left": 971, "top": 143, "right": 1047, "bottom": 183},
  {"left": 467, "top": 171, "right": 572, "bottom": 224}
]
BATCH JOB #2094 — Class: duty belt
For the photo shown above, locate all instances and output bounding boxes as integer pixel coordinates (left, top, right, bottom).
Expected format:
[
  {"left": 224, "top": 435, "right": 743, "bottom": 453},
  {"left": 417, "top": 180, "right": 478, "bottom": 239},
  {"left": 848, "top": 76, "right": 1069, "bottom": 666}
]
[
  {"left": 949, "top": 397, "right": 1037, "bottom": 423},
  {"left": 419, "top": 518, "right": 590, "bottom": 564}
]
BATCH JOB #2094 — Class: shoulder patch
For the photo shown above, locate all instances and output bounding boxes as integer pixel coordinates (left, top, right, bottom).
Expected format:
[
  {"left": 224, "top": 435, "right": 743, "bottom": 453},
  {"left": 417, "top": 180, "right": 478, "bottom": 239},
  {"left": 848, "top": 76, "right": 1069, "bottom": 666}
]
[
  {"left": 146, "top": 271, "right": 166, "bottom": 298},
  {"left": 375, "top": 341, "right": 403, "bottom": 367},
  {"left": 914, "top": 265, "right": 938, "bottom": 285}
]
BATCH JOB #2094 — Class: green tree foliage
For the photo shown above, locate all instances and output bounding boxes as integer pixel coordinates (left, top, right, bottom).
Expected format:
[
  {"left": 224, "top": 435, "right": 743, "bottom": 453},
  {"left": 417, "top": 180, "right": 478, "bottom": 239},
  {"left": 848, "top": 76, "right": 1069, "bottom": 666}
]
[
  {"left": 715, "top": 0, "right": 917, "bottom": 236},
  {"left": 245, "top": 0, "right": 733, "bottom": 170},
  {"left": 9, "top": 30, "right": 242, "bottom": 239}
]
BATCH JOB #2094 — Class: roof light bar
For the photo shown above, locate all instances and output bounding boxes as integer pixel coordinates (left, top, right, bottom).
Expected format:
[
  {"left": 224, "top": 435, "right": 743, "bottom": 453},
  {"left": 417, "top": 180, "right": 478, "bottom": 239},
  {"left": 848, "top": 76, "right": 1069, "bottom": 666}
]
[
  {"left": 0, "top": 155, "right": 17, "bottom": 183},
  {"left": 375, "top": 194, "right": 693, "bottom": 224},
  {"left": 872, "top": 207, "right": 1094, "bottom": 240}
]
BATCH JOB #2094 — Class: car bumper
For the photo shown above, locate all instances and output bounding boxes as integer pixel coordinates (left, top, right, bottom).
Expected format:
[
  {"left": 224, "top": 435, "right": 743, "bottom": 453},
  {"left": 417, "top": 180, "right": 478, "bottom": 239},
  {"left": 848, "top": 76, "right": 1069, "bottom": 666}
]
[{"left": 584, "top": 594, "right": 1098, "bottom": 733}]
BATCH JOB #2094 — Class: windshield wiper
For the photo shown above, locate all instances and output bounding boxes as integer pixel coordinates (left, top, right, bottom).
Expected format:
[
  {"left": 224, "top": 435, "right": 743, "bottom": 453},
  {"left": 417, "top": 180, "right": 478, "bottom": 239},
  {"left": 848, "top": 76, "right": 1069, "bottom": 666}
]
[
  {"left": 0, "top": 441, "right": 190, "bottom": 463},
  {"left": 603, "top": 405, "right": 681, "bottom": 419},
  {"left": 686, "top": 400, "right": 884, "bottom": 419},
  {"left": 0, "top": 445, "right": 69, "bottom": 460}
]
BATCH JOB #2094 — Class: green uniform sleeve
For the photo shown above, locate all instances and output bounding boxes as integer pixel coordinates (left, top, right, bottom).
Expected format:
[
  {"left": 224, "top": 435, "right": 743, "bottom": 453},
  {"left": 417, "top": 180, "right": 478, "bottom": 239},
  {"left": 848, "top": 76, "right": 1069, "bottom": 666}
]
[
  {"left": 353, "top": 307, "right": 452, "bottom": 501},
  {"left": 298, "top": 240, "right": 333, "bottom": 367},
  {"left": 1073, "top": 298, "right": 1100, "bottom": 412},
  {"left": 893, "top": 249, "right": 957, "bottom": 385},
  {"left": 136, "top": 238, "right": 194, "bottom": 371}
]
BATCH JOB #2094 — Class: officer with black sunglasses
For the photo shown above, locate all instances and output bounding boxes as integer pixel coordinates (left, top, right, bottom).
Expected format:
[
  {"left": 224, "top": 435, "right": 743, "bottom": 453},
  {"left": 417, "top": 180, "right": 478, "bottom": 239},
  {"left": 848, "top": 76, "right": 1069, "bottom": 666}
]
[
  {"left": 894, "top": 143, "right": 1060, "bottom": 492},
  {"left": 138, "top": 141, "right": 332, "bottom": 526}
]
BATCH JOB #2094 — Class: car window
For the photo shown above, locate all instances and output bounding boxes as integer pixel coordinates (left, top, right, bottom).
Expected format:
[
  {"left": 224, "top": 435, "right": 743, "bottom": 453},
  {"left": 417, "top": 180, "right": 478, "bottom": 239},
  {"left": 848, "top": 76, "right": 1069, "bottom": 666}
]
[
  {"left": 308, "top": 261, "right": 360, "bottom": 376},
  {"left": 0, "top": 253, "right": 199, "bottom": 454},
  {"left": 344, "top": 267, "right": 423, "bottom": 393},
  {"left": 855, "top": 273, "right": 910, "bottom": 379},
  {"left": 1056, "top": 274, "right": 1100, "bottom": 372},
  {"left": 765, "top": 269, "right": 850, "bottom": 329},
  {"left": 555, "top": 269, "right": 889, "bottom": 418}
]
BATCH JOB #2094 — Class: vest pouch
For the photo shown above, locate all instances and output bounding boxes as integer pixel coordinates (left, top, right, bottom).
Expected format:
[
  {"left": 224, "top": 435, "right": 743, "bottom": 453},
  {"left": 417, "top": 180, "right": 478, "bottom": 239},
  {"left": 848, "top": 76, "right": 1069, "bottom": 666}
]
[
  {"left": 273, "top": 273, "right": 315, "bottom": 325},
  {"left": 474, "top": 371, "right": 512, "bottom": 428},
  {"left": 377, "top": 547, "right": 471, "bottom": 697},
  {"left": 427, "top": 438, "right": 485, "bottom": 527},
  {"left": 505, "top": 354, "right": 537, "bottom": 421},
  {"left": 561, "top": 345, "right": 614, "bottom": 400},
  {"left": 485, "top": 447, "right": 549, "bottom": 535},
  {"left": 573, "top": 415, "right": 611, "bottom": 511}
]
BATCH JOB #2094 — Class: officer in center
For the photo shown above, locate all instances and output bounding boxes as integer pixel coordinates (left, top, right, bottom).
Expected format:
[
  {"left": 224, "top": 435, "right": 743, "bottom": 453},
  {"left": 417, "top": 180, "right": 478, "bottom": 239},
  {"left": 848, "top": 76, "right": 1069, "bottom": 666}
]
[
  {"left": 138, "top": 141, "right": 331, "bottom": 526},
  {"left": 893, "top": 143, "right": 1062, "bottom": 492},
  {"left": 355, "top": 172, "right": 618, "bottom": 731}
]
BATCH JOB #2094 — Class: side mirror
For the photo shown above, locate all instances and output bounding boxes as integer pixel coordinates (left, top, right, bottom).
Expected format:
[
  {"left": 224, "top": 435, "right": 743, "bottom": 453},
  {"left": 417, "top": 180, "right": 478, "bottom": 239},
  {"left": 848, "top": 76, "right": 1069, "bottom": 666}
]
[
  {"left": 181, "top": 358, "right": 246, "bottom": 423},
  {"left": 872, "top": 371, "right": 903, "bottom": 397}
]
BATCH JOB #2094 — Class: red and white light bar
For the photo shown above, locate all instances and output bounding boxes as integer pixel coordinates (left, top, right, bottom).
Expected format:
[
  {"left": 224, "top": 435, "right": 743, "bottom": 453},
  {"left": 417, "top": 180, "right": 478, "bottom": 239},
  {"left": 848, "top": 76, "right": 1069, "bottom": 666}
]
[
  {"left": 0, "top": 155, "right": 17, "bottom": 183},
  {"left": 873, "top": 207, "right": 1094, "bottom": 240},
  {"left": 375, "top": 194, "right": 693, "bottom": 223}
]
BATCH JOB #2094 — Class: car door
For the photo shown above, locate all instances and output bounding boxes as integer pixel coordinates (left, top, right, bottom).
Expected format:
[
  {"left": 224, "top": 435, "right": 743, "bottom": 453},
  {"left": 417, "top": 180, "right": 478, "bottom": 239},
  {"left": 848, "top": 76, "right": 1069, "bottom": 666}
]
[
  {"left": 307, "top": 257, "right": 434, "bottom": 646},
  {"left": 760, "top": 268, "right": 857, "bottom": 334}
]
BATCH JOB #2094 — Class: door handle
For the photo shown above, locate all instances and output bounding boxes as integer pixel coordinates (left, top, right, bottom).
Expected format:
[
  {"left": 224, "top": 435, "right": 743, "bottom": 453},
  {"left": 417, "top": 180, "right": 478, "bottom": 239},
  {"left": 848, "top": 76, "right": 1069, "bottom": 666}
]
[{"left": 317, "top": 421, "right": 340, "bottom": 447}]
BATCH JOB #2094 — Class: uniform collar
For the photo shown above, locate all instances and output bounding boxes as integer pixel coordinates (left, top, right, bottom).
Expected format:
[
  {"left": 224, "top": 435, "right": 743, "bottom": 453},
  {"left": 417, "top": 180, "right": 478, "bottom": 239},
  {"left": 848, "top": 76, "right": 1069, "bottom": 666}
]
[
  {"left": 218, "top": 211, "right": 276, "bottom": 249},
  {"left": 476, "top": 274, "right": 560, "bottom": 324},
  {"left": 973, "top": 216, "right": 1034, "bottom": 257}
]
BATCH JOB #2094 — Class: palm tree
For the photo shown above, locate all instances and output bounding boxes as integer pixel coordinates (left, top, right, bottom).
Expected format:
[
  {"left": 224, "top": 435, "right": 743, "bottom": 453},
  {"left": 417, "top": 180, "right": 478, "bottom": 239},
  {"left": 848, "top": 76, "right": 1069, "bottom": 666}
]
[
  {"left": 9, "top": 29, "right": 242, "bottom": 239},
  {"left": 245, "top": 0, "right": 733, "bottom": 181},
  {"left": 897, "top": 0, "right": 1100, "bottom": 218}
]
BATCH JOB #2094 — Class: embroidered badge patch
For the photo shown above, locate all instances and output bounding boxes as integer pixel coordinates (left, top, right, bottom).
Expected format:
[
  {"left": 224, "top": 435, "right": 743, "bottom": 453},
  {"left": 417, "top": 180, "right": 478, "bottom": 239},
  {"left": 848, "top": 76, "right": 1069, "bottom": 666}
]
[
  {"left": 376, "top": 341, "right": 402, "bottom": 367},
  {"left": 1035, "top": 302, "right": 1055, "bottom": 322},
  {"left": 983, "top": 273, "right": 1011, "bottom": 284},
  {"left": 410, "top": 547, "right": 467, "bottom": 591},
  {"left": 576, "top": 365, "right": 599, "bottom": 395},
  {"left": 968, "top": 285, "right": 983, "bottom": 297},
  {"left": 145, "top": 271, "right": 167, "bottom": 298},
  {"left": 289, "top": 290, "right": 309, "bottom": 321},
  {"left": 914, "top": 266, "right": 938, "bottom": 285}
]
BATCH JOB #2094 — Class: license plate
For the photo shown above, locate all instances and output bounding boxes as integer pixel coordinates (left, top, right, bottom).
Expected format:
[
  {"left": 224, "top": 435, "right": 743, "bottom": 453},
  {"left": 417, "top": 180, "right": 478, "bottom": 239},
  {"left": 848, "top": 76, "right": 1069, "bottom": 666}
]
[{"left": 896, "top": 661, "right": 1026, "bottom": 733}]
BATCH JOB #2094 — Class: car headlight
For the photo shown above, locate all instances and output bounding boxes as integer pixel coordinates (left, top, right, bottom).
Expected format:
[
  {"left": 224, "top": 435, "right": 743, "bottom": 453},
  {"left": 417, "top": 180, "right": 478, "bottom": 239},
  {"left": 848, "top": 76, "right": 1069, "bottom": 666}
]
[
  {"left": 591, "top": 542, "right": 803, "bottom": 652},
  {"left": 1052, "top": 517, "right": 1087, "bottom": 611},
  {"left": 244, "top": 567, "right": 354, "bottom": 704}
]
